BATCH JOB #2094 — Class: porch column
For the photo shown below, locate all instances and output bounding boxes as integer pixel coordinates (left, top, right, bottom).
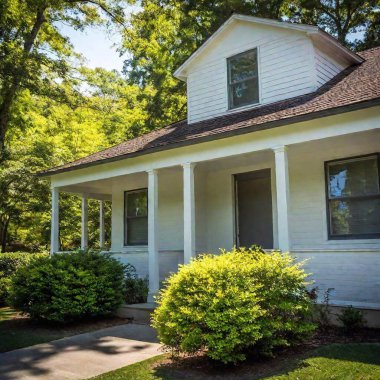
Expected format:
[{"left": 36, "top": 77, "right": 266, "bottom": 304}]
[
  {"left": 273, "top": 146, "right": 290, "bottom": 251},
  {"left": 99, "top": 200, "right": 105, "bottom": 250},
  {"left": 147, "top": 169, "right": 159, "bottom": 303},
  {"left": 50, "top": 187, "right": 59, "bottom": 254},
  {"left": 81, "top": 194, "right": 88, "bottom": 250},
  {"left": 183, "top": 162, "right": 196, "bottom": 264}
]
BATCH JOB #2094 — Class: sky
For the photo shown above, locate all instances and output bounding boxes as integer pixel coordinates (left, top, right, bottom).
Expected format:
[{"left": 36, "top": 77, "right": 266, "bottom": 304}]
[
  {"left": 58, "top": 4, "right": 141, "bottom": 72},
  {"left": 60, "top": 24, "right": 125, "bottom": 72}
]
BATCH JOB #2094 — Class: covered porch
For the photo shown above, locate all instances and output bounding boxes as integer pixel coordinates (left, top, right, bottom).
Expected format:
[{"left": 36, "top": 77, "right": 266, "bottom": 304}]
[
  {"left": 51, "top": 146, "right": 290, "bottom": 302},
  {"left": 49, "top": 124, "right": 380, "bottom": 308}
]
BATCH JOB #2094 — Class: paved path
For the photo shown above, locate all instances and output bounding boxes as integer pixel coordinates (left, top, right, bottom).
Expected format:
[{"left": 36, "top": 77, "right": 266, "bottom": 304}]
[{"left": 0, "top": 324, "right": 162, "bottom": 380}]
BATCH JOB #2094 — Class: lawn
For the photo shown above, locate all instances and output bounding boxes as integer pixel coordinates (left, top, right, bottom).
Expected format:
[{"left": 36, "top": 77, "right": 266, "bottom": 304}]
[
  {"left": 92, "top": 343, "right": 380, "bottom": 380},
  {"left": 0, "top": 306, "right": 127, "bottom": 353}
]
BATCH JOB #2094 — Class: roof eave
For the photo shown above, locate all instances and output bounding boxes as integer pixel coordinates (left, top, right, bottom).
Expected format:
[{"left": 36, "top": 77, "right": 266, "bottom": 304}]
[{"left": 38, "top": 97, "right": 380, "bottom": 179}]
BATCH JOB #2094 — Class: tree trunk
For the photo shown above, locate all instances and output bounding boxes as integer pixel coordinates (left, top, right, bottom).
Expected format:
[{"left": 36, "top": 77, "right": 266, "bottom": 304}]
[
  {"left": 0, "top": 217, "right": 10, "bottom": 253},
  {"left": 0, "top": 7, "right": 46, "bottom": 162}
]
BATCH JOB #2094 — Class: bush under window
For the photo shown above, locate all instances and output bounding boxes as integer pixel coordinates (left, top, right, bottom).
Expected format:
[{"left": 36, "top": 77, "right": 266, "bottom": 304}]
[
  {"left": 152, "top": 247, "right": 316, "bottom": 364},
  {"left": 10, "top": 250, "right": 126, "bottom": 323}
]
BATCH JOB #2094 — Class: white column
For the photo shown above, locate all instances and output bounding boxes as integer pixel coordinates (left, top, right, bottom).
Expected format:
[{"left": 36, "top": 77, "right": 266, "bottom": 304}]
[
  {"left": 183, "top": 162, "right": 196, "bottom": 264},
  {"left": 147, "top": 169, "right": 159, "bottom": 303},
  {"left": 50, "top": 187, "right": 59, "bottom": 255},
  {"left": 99, "top": 200, "right": 105, "bottom": 250},
  {"left": 273, "top": 146, "right": 290, "bottom": 251},
  {"left": 81, "top": 194, "right": 88, "bottom": 250}
]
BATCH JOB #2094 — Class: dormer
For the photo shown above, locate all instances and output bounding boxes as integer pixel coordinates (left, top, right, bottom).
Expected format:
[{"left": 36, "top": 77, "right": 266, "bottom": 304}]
[{"left": 174, "top": 14, "right": 363, "bottom": 124}]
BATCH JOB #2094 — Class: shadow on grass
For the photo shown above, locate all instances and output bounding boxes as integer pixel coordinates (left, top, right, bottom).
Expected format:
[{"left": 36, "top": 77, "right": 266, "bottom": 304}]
[{"left": 152, "top": 343, "right": 380, "bottom": 380}]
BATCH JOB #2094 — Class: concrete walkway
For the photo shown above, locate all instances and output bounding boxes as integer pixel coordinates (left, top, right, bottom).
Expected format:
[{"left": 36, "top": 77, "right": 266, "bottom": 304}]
[{"left": 0, "top": 324, "right": 162, "bottom": 380}]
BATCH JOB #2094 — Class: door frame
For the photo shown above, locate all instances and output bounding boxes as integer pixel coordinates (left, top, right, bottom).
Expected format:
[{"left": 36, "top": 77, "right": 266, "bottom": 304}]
[{"left": 233, "top": 167, "right": 277, "bottom": 249}]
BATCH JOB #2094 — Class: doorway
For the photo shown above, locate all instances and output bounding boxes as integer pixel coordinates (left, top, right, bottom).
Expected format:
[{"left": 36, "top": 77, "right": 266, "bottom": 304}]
[{"left": 235, "top": 169, "right": 274, "bottom": 249}]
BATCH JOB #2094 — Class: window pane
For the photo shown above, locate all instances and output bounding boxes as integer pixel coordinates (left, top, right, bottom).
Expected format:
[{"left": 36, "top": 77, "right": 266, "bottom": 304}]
[
  {"left": 229, "top": 50, "right": 258, "bottom": 83},
  {"left": 126, "top": 190, "right": 147, "bottom": 217},
  {"left": 230, "top": 78, "right": 259, "bottom": 108},
  {"left": 127, "top": 217, "right": 148, "bottom": 245},
  {"left": 328, "top": 157, "right": 379, "bottom": 198},
  {"left": 330, "top": 197, "right": 380, "bottom": 236}
]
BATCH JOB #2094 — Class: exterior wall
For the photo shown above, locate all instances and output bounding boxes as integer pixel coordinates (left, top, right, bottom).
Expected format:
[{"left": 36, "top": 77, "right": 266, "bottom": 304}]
[
  {"left": 314, "top": 48, "right": 346, "bottom": 86},
  {"left": 187, "top": 22, "right": 317, "bottom": 123},
  {"left": 199, "top": 132, "right": 380, "bottom": 307},
  {"left": 287, "top": 133, "right": 380, "bottom": 307}
]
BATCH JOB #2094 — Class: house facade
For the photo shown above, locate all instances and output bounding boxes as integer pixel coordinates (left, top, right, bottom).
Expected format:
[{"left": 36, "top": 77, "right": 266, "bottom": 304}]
[{"left": 41, "top": 15, "right": 380, "bottom": 313}]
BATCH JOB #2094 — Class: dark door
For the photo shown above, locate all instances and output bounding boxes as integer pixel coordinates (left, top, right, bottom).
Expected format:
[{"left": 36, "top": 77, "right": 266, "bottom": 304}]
[{"left": 235, "top": 169, "right": 273, "bottom": 249}]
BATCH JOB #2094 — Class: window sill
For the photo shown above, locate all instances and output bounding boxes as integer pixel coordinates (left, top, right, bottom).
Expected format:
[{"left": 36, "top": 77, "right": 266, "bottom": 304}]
[
  {"left": 122, "top": 246, "right": 148, "bottom": 253},
  {"left": 226, "top": 101, "right": 261, "bottom": 114}
]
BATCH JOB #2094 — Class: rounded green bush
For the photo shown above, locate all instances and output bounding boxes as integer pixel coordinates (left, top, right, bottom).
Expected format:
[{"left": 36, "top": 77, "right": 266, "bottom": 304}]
[
  {"left": 152, "top": 247, "right": 316, "bottom": 363},
  {"left": 9, "top": 250, "right": 126, "bottom": 323}
]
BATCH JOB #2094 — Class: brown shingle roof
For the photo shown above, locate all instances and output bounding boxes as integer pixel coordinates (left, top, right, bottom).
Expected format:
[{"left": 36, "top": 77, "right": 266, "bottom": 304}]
[{"left": 40, "top": 47, "right": 380, "bottom": 177}]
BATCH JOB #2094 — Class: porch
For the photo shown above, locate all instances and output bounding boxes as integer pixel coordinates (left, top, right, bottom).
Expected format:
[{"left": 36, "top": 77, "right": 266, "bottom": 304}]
[{"left": 50, "top": 127, "right": 380, "bottom": 308}]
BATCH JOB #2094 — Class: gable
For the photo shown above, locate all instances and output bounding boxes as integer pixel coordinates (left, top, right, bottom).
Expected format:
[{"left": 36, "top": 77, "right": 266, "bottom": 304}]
[{"left": 176, "top": 15, "right": 362, "bottom": 124}]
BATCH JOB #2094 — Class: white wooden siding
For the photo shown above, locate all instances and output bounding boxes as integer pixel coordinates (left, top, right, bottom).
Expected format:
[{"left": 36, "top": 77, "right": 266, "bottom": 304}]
[
  {"left": 315, "top": 48, "right": 346, "bottom": 86},
  {"left": 187, "top": 22, "right": 317, "bottom": 124}
]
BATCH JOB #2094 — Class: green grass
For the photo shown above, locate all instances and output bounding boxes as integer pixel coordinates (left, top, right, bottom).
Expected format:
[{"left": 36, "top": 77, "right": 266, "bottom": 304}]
[
  {"left": 0, "top": 307, "right": 61, "bottom": 352},
  {"left": 91, "top": 344, "right": 380, "bottom": 380},
  {"left": 0, "top": 306, "right": 126, "bottom": 353}
]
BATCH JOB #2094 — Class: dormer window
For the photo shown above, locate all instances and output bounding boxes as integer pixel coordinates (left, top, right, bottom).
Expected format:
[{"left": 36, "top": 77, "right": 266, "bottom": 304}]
[{"left": 227, "top": 48, "right": 259, "bottom": 109}]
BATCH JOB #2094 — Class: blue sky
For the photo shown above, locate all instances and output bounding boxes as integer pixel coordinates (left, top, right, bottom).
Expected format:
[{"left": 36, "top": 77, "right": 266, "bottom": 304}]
[
  {"left": 59, "top": 4, "right": 141, "bottom": 72},
  {"left": 60, "top": 24, "right": 125, "bottom": 72}
]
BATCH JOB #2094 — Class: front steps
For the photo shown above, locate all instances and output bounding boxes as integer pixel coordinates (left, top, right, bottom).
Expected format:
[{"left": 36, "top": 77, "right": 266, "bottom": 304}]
[{"left": 116, "top": 303, "right": 156, "bottom": 324}]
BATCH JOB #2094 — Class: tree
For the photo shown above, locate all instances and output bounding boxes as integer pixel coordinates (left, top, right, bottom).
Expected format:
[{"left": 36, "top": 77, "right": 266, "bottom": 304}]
[
  {"left": 289, "top": 0, "right": 380, "bottom": 46},
  {"left": 0, "top": 0, "right": 126, "bottom": 161}
]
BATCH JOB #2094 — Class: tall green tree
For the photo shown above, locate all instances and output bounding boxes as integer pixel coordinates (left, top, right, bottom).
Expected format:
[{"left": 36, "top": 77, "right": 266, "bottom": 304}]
[{"left": 0, "top": 0, "right": 126, "bottom": 161}]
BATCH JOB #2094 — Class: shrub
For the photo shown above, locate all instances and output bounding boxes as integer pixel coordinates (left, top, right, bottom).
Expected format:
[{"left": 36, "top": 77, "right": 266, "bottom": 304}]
[
  {"left": 124, "top": 264, "right": 148, "bottom": 304},
  {"left": 0, "top": 252, "right": 48, "bottom": 305},
  {"left": 152, "top": 247, "right": 316, "bottom": 363},
  {"left": 338, "top": 306, "right": 365, "bottom": 332},
  {"left": 9, "top": 250, "right": 126, "bottom": 323}
]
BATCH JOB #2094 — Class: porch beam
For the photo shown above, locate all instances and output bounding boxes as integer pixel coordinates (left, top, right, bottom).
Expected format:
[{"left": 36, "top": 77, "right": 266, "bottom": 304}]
[
  {"left": 50, "top": 187, "right": 59, "bottom": 254},
  {"left": 273, "top": 146, "right": 290, "bottom": 251},
  {"left": 147, "top": 169, "right": 159, "bottom": 303},
  {"left": 183, "top": 162, "right": 196, "bottom": 264},
  {"left": 99, "top": 200, "right": 105, "bottom": 250},
  {"left": 81, "top": 194, "right": 89, "bottom": 250}
]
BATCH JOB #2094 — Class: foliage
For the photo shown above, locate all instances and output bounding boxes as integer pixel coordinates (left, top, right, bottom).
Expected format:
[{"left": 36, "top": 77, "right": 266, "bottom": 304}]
[
  {"left": 0, "top": 0, "right": 127, "bottom": 160},
  {"left": 124, "top": 263, "right": 148, "bottom": 304},
  {"left": 315, "top": 287, "right": 335, "bottom": 329},
  {"left": 152, "top": 247, "right": 316, "bottom": 364},
  {"left": 337, "top": 306, "right": 365, "bottom": 332},
  {"left": 9, "top": 250, "right": 126, "bottom": 322},
  {"left": 0, "top": 251, "right": 47, "bottom": 305}
]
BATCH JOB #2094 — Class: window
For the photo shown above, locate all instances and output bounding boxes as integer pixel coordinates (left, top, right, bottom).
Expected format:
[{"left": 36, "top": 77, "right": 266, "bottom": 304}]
[
  {"left": 227, "top": 48, "right": 259, "bottom": 109},
  {"left": 124, "top": 189, "right": 148, "bottom": 246},
  {"left": 325, "top": 154, "right": 380, "bottom": 239}
]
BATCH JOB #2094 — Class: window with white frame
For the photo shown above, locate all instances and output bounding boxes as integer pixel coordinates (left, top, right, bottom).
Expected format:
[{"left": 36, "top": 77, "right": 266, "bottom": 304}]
[
  {"left": 124, "top": 189, "right": 148, "bottom": 246},
  {"left": 325, "top": 154, "right": 380, "bottom": 239},
  {"left": 227, "top": 48, "right": 259, "bottom": 109}
]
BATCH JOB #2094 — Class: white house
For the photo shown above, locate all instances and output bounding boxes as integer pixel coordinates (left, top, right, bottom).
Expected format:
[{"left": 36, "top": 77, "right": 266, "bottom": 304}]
[{"left": 41, "top": 15, "right": 380, "bottom": 316}]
